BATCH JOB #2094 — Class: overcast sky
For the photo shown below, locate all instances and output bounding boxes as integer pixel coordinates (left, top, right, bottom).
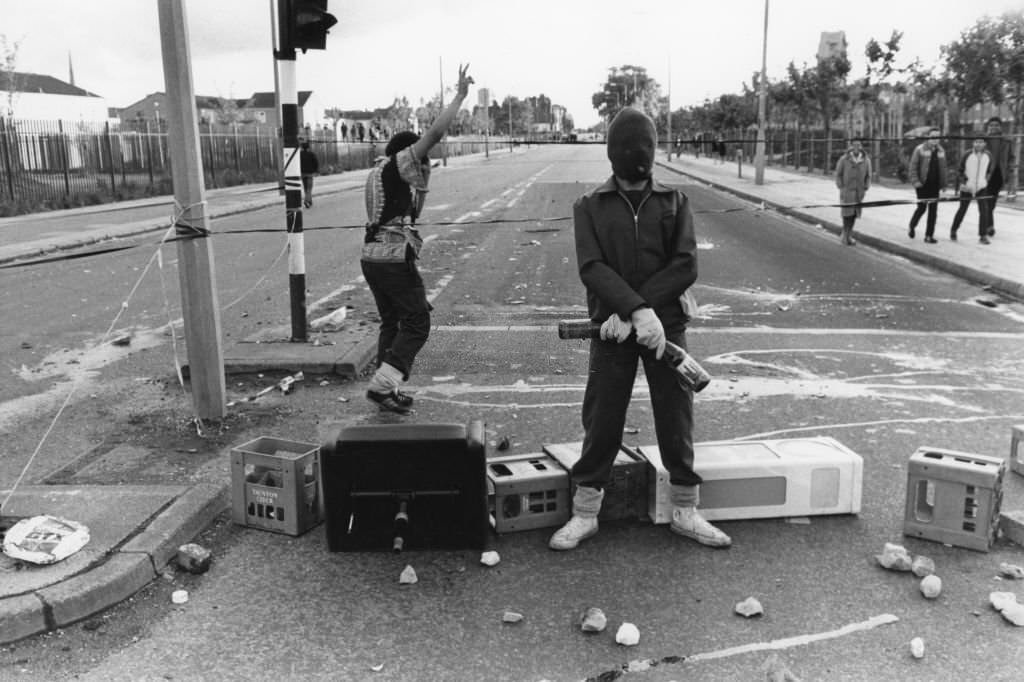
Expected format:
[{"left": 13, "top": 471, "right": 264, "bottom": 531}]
[{"left": 3, "top": 0, "right": 1020, "bottom": 128}]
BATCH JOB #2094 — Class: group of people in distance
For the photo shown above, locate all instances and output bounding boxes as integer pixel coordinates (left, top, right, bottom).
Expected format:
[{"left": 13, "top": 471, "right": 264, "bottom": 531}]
[
  {"left": 834, "top": 116, "right": 1014, "bottom": 246},
  {"left": 355, "top": 64, "right": 731, "bottom": 552}
]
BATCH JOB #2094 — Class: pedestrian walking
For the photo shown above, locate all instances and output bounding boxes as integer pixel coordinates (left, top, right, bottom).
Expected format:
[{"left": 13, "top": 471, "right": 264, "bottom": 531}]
[
  {"left": 360, "top": 64, "right": 473, "bottom": 414},
  {"left": 714, "top": 134, "right": 726, "bottom": 164},
  {"left": 299, "top": 140, "right": 319, "bottom": 209},
  {"left": 983, "top": 116, "right": 1015, "bottom": 238},
  {"left": 549, "top": 107, "right": 731, "bottom": 552},
  {"left": 834, "top": 136, "right": 871, "bottom": 245},
  {"left": 908, "top": 128, "right": 947, "bottom": 243},
  {"left": 950, "top": 135, "right": 993, "bottom": 244}
]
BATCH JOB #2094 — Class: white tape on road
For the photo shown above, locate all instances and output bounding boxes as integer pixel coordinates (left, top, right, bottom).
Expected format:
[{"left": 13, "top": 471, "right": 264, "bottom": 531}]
[{"left": 687, "top": 613, "right": 899, "bottom": 662}]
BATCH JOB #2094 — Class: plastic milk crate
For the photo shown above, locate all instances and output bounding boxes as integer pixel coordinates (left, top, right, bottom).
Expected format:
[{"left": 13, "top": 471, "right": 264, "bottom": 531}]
[
  {"left": 903, "top": 447, "right": 1006, "bottom": 552},
  {"left": 231, "top": 436, "right": 322, "bottom": 537},
  {"left": 486, "top": 453, "right": 570, "bottom": 532},
  {"left": 542, "top": 442, "right": 648, "bottom": 521},
  {"left": 1011, "top": 425, "right": 1024, "bottom": 476},
  {"left": 623, "top": 437, "right": 863, "bottom": 524}
]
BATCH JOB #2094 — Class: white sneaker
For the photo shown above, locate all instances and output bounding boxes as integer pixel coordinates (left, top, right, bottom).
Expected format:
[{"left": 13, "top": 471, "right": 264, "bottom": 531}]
[
  {"left": 670, "top": 506, "right": 731, "bottom": 547},
  {"left": 548, "top": 515, "right": 598, "bottom": 550}
]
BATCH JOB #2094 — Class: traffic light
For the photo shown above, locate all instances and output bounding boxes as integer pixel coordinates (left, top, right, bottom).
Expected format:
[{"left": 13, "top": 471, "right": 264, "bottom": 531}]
[{"left": 284, "top": 0, "right": 337, "bottom": 53}]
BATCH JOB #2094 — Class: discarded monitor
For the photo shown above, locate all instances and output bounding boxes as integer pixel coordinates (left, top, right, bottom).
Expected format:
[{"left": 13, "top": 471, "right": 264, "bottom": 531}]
[
  {"left": 624, "top": 437, "right": 863, "bottom": 523},
  {"left": 903, "top": 447, "right": 1005, "bottom": 552},
  {"left": 320, "top": 421, "right": 489, "bottom": 551},
  {"left": 486, "top": 452, "right": 569, "bottom": 533}
]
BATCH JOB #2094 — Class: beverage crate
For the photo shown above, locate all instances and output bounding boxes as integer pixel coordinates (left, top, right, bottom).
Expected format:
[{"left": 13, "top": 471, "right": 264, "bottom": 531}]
[
  {"left": 231, "top": 436, "right": 322, "bottom": 537},
  {"left": 542, "top": 442, "right": 648, "bottom": 521},
  {"left": 624, "top": 437, "right": 863, "bottom": 524},
  {"left": 904, "top": 447, "right": 1005, "bottom": 552},
  {"left": 1011, "top": 424, "right": 1024, "bottom": 476},
  {"left": 486, "top": 453, "right": 569, "bottom": 533}
]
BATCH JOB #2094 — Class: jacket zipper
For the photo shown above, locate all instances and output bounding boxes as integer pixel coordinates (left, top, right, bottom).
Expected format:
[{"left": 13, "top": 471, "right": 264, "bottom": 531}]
[{"left": 616, "top": 189, "right": 652, "bottom": 272}]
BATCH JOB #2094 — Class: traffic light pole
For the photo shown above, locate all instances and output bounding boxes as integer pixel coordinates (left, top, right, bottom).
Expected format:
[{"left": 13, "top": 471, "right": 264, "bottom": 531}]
[
  {"left": 276, "top": 2, "right": 307, "bottom": 342},
  {"left": 157, "top": 0, "right": 226, "bottom": 419}
]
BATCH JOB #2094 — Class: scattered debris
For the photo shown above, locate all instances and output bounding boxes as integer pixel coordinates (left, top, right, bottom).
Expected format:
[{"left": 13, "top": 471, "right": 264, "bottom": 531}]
[
  {"left": 910, "top": 637, "right": 925, "bottom": 659},
  {"left": 999, "top": 511, "right": 1024, "bottom": 546},
  {"left": 111, "top": 334, "right": 132, "bottom": 347},
  {"left": 911, "top": 555, "right": 935, "bottom": 577},
  {"left": 337, "top": 396, "right": 349, "bottom": 403},
  {"left": 310, "top": 306, "right": 348, "bottom": 332},
  {"left": 480, "top": 551, "right": 500, "bottom": 567},
  {"left": 919, "top": 575, "right": 942, "bottom": 599},
  {"left": 2, "top": 515, "right": 90, "bottom": 564},
  {"left": 399, "top": 565, "right": 417, "bottom": 584},
  {"left": 735, "top": 596, "right": 764, "bottom": 618},
  {"left": 502, "top": 611, "right": 524, "bottom": 623},
  {"left": 785, "top": 517, "right": 811, "bottom": 525},
  {"left": 991, "top": 592, "right": 1024, "bottom": 626},
  {"left": 762, "top": 653, "right": 802, "bottom": 681},
  {"left": 615, "top": 622, "right": 640, "bottom": 646},
  {"left": 171, "top": 590, "right": 189, "bottom": 604},
  {"left": 581, "top": 607, "right": 607, "bottom": 633},
  {"left": 319, "top": 379, "right": 330, "bottom": 387},
  {"left": 176, "top": 543, "right": 212, "bottom": 574},
  {"left": 975, "top": 298, "right": 998, "bottom": 308},
  {"left": 875, "top": 542, "right": 913, "bottom": 571},
  {"left": 999, "top": 563, "right": 1024, "bottom": 580},
  {"left": 623, "top": 426, "right": 640, "bottom": 435},
  {"left": 497, "top": 436, "right": 511, "bottom": 451},
  {"left": 625, "top": 659, "right": 652, "bottom": 672},
  {"left": 20, "top": 341, "right": 32, "bottom": 349},
  {"left": 370, "top": 664, "right": 384, "bottom": 672}
]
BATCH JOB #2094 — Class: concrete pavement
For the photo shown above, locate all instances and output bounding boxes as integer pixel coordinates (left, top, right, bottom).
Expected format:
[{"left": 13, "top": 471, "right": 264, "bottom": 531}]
[{"left": 2, "top": 145, "right": 1022, "bottom": 645}]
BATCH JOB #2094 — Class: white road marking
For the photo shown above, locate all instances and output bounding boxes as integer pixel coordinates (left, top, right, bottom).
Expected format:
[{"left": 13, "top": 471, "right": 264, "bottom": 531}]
[
  {"left": 686, "top": 613, "right": 899, "bottom": 663},
  {"left": 480, "top": 199, "right": 498, "bottom": 209},
  {"left": 454, "top": 211, "right": 480, "bottom": 223}
]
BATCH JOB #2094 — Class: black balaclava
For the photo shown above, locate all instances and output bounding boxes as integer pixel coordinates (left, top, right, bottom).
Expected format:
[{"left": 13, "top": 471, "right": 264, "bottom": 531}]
[{"left": 607, "top": 108, "right": 657, "bottom": 182}]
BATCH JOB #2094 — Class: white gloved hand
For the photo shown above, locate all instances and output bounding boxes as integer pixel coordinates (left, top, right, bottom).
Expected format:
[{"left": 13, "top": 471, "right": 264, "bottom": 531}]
[
  {"left": 600, "top": 314, "right": 632, "bottom": 343},
  {"left": 630, "top": 307, "right": 666, "bottom": 359}
]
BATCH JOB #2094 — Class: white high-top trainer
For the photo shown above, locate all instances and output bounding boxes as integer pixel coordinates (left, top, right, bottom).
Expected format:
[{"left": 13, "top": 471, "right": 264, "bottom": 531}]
[{"left": 548, "top": 486, "right": 604, "bottom": 551}]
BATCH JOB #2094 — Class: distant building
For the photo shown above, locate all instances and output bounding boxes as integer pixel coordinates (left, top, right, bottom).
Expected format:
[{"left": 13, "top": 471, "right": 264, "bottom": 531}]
[
  {"left": 477, "top": 88, "right": 491, "bottom": 108},
  {"left": 115, "top": 90, "right": 313, "bottom": 129},
  {"left": 0, "top": 71, "right": 109, "bottom": 121},
  {"left": 817, "top": 31, "right": 847, "bottom": 61}
]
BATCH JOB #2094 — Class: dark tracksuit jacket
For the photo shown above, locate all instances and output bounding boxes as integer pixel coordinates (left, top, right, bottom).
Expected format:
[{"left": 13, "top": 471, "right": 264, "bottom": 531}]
[{"left": 571, "top": 176, "right": 701, "bottom": 490}]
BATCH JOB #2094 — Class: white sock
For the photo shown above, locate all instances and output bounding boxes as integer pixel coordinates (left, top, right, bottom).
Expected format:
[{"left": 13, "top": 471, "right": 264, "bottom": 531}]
[{"left": 368, "top": 362, "right": 403, "bottom": 393}]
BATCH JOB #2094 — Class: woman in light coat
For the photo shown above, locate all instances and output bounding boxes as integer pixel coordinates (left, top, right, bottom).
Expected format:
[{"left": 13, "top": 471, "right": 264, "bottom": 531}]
[{"left": 834, "top": 137, "right": 872, "bottom": 245}]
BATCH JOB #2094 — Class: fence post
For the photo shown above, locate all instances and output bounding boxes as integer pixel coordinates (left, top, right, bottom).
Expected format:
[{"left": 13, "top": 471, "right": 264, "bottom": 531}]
[
  {"left": 255, "top": 126, "right": 262, "bottom": 168},
  {"left": 232, "top": 122, "right": 240, "bottom": 173},
  {"left": 104, "top": 121, "right": 117, "bottom": 196},
  {"left": 204, "top": 122, "right": 217, "bottom": 188},
  {"left": 0, "top": 117, "right": 15, "bottom": 200},
  {"left": 58, "top": 120, "right": 71, "bottom": 196},
  {"left": 145, "top": 120, "right": 155, "bottom": 187}
]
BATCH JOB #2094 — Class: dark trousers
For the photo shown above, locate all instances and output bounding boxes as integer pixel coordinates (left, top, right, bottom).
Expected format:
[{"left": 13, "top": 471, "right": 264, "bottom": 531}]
[
  {"left": 301, "top": 175, "right": 314, "bottom": 200},
  {"left": 951, "top": 190, "right": 993, "bottom": 236},
  {"left": 573, "top": 332, "right": 701, "bottom": 489},
  {"left": 910, "top": 185, "right": 940, "bottom": 236},
  {"left": 360, "top": 259, "right": 431, "bottom": 379}
]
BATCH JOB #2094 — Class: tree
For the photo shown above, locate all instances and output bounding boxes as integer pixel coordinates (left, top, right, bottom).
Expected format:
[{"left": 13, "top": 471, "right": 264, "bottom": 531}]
[
  {"left": 942, "top": 6, "right": 1024, "bottom": 189},
  {"left": 591, "top": 65, "right": 661, "bottom": 127},
  {"left": 943, "top": 12, "right": 1024, "bottom": 117},
  {"left": 381, "top": 96, "right": 414, "bottom": 134},
  {"left": 0, "top": 34, "right": 24, "bottom": 117}
]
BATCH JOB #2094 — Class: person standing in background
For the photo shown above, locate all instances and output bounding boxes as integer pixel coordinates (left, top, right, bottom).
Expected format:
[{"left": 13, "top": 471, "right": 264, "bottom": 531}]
[
  {"left": 834, "top": 136, "right": 871, "bottom": 246},
  {"left": 982, "top": 116, "right": 1015, "bottom": 239},
  {"left": 299, "top": 140, "right": 319, "bottom": 209},
  {"left": 908, "top": 128, "right": 947, "bottom": 244},
  {"left": 950, "top": 135, "right": 993, "bottom": 244}
]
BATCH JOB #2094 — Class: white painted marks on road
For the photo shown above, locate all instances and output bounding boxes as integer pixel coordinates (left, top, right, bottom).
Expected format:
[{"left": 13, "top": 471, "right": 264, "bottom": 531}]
[{"left": 686, "top": 613, "right": 899, "bottom": 663}]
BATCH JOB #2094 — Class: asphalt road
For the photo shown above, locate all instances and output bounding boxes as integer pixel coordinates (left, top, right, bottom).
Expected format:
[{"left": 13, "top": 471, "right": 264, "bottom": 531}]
[{"left": 3, "top": 144, "right": 1024, "bottom": 680}]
